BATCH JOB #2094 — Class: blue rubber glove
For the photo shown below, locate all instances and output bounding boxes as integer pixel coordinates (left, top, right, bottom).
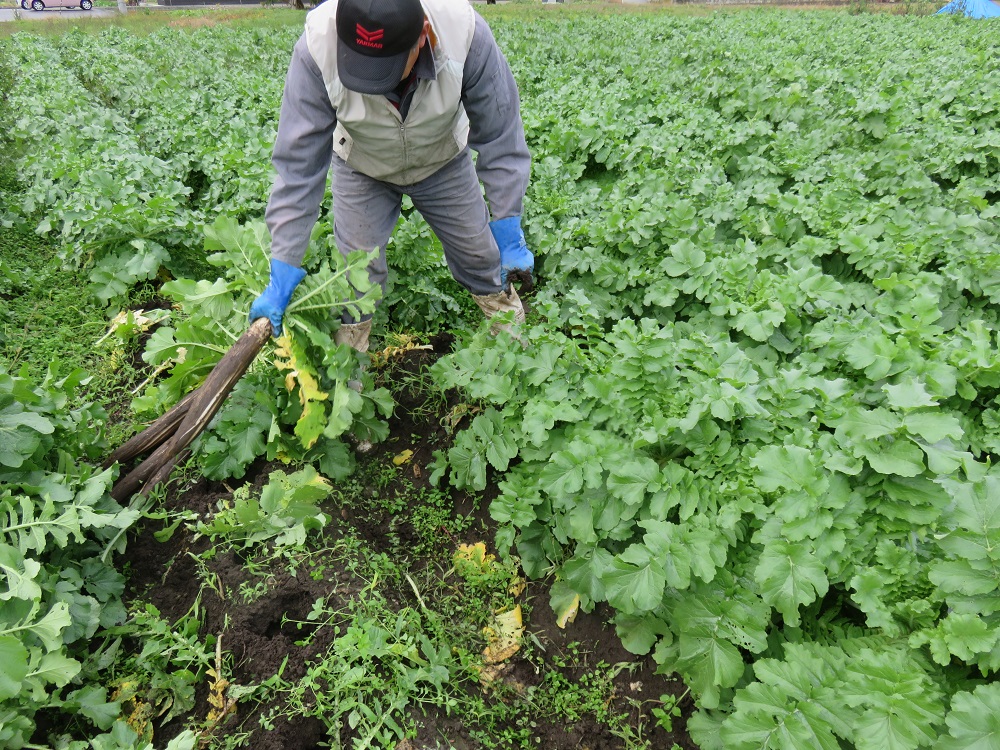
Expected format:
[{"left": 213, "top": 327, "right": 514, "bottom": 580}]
[
  {"left": 249, "top": 258, "right": 307, "bottom": 336},
  {"left": 489, "top": 216, "right": 534, "bottom": 289}
]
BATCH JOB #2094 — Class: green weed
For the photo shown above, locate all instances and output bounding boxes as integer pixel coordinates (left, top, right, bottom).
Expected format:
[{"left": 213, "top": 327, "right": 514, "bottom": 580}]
[
  {"left": 651, "top": 687, "right": 690, "bottom": 733},
  {"left": 385, "top": 362, "right": 452, "bottom": 424},
  {"left": 104, "top": 600, "right": 216, "bottom": 732}
]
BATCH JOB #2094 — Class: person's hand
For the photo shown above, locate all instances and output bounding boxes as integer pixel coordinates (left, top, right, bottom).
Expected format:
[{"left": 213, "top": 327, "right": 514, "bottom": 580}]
[
  {"left": 249, "top": 259, "right": 307, "bottom": 336},
  {"left": 489, "top": 216, "right": 534, "bottom": 290}
]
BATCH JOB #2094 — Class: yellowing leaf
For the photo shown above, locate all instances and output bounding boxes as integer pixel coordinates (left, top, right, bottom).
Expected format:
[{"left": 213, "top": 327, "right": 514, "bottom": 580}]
[
  {"left": 454, "top": 542, "right": 494, "bottom": 572},
  {"left": 294, "top": 399, "right": 328, "bottom": 450},
  {"left": 445, "top": 402, "right": 481, "bottom": 431},
  {"left": 476, "top": 661, "right": 514, "bottom": 685},
  {"left": 273, "top": 332, "right": 329, "bottom": 449},
  {"left": 111, "top": 679, "right": 154, "bottom": 742},
  {"left": 207, "top": 641, "right": 235, "bottom": 725},
  {"left": 393, "top": 449, "right": 415, "bottom": 466},
  {"left": 483, "top": 605, "right": 523, "bottom": 664},
  {"left": 96, "top": 308, "right": 170, "bottom": 346},
  {"left": 206, "top": 669, "right": 230, "bottom": 722},
  {"left": 368, "top": 333, "right": 433, "bottom": 369},
  {"left": 555, "top": 592, "right": 581, "bottom": 629},
  {"left": 509, "top": 576, "right": 526, "bottom": 598}
]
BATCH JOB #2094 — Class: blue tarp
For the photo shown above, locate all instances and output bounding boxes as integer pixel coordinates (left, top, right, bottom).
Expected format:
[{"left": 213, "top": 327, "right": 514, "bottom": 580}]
[{"left": 937, "top": 0, "right": 1000, "bottom": 17}]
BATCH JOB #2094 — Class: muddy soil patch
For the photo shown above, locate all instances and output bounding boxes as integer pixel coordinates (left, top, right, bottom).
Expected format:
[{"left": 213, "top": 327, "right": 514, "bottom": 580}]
[{"left": 118, "top": 341, "right": 696, "bottom": 750}]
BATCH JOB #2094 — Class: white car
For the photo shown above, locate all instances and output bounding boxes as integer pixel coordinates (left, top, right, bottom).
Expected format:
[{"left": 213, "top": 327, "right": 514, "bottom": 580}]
[{"left": 23, "top": 0, "right": 94, "bottom": 10}]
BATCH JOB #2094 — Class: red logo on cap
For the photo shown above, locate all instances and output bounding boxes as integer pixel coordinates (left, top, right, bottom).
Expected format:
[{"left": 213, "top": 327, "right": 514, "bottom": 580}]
[{"left": 356, "top": 24, "right": 384, "bottom": 48}]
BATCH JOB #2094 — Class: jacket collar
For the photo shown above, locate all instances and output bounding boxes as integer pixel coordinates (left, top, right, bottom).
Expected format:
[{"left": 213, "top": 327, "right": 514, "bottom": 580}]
[{"left": 414, "top": 42, "right": 436, "bottom": 81}]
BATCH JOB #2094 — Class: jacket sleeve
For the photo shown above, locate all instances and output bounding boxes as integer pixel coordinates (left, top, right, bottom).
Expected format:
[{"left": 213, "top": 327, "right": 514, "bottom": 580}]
[
  {"left": 265, "top": 33, "right": 337, "bottom": 268},
  {"left": 461, "top": 13, "right": 531, "bottom": 222}
]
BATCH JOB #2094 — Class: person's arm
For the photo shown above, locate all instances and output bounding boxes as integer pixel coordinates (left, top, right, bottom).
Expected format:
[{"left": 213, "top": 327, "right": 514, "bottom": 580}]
[
  {"left": 265, "top": 33, "right": 338, "bottom": 268},
  {"left": 461, "top": 13, "right": 530, "bottom": 222},
  {"left": 252, "top": 34, "right": 336, "bottom": 335}
]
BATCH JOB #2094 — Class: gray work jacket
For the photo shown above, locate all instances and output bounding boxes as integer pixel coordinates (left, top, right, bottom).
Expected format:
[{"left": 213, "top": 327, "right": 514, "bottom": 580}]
[{"left": 265, "top": 12, "right": 531, "bottom": 268}]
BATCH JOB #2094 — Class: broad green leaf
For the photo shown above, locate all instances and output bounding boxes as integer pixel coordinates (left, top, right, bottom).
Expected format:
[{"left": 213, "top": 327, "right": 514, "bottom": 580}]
[
  {"left": 0, "top": 548, "right": 43, "bottom": 602},
  {"left": 226, "top": 419, "right": 268, "bottom": 467},
  {"left": 521, "top": 399, "right": 583, "bottom": 446},
  {"left": 614, "top": 612, "right": 671, "bottom": 655},
  {"left": 722, "top": 692, "right": 843, "bottom": 750},
  {"left": 640, "top": 520, "right": 692, "bottom": 589},
  {"left": 473, "top": 410, "right": 518, "bottom": 471},
  {"left": 833, "top": 407, "right": 900, "bottom": 442},
  {"left": 0, "top": 635, "right": 29, "bottom": 701},
  {"left": 537, "top": 451, "right": 586, "bottom": 499},
  {"left": 661, "top": 239, "right": 707, "bottom": 277},
  {"left": 165, "top": 730, "right": 199, "bottom": 750},
  {"left": 324, "top": 380, "right": 361, "bottom": 440},
  {"left": 881, "top": 475, "right": 950, "bottom": 524},
  {"left": 562, "top": 545, "right": 613, "bottom": 604},
  {"left": 755, "top": 540, "right": 828, "bottom": 626},
  {"left": 883, "top": 379, "right": 937, "bottom": 409},
  {"left": 751, "top": 444, "right": 819, "bottom": 493},
  {"left": 936, "top": 683, "right": 1000, "bottom": 750},
  {"left": 723, "top": 647, "right": 849, "bottom": 750},
  {"left": 91, "top": 721, "right": 142, "bottom": 750},
  {"left": 858, "top": 437, "right": 925, "bottom": 477},
  {"left": 910, "top": 613, "right": 999, "bottom": 665},
  {"left": 734, "top": 304, "right": 785, "bottom": 343},
  {"left": 161, "top": 278, "right": 233, "bottom": 320},
  {"left": 902, "top": 411, "right": 964, "bottom": 443},
  {"left": 603, "top": 544, "right": 666, "bottom": 613},
  {"left": 854, "top": 703, "right": 932, "bottom": 750},
  {"left": 560, "top": 497, "right": 598, "bottom": 546},
  {"left": 447, "top": 442, "right": 487, "bottom": 492},
  {"left": 655, "top": 629, "right": 744, "bottom": 709},
  {"left": 840, "top": 649, "right": 944, "bottom": 750},
  {"left": 24, "top": 602, "right": 72, "bottom": 653},
  {"left": 89, "top": 244, "right": 168, "bottom": 305},
  {"left": 922, "top": 442, "right": 975, "bottom": 476},
  {"left": 30, "top": 651, "right": 82, "bottom": 688},
  {"left": 0, "top": 407, "right": 54, "bottom": 468},
  {"left": 936, "top": 474, "right": 1000, "bottom": 563},
  {"left": 521, "top": 343, "right": 562, "bottom": 386},
  {"left": 204, "top": 216, "right": 270, "bottom": 283},
  {"left": 315, "top": 437, "right": 356, "bottom": 482},
  {"left": 929, "top": 560, "right": 998, "bottom": 597},
  {"left": 844, "top": 334, "right": 896, "bottom": 380},
  {"left": 490, "top": 486, "right": 541, "bottom": 529},
  {"left": 607, "top": 458, "right": 661, "bottom": 506},
  {"left": 687, "top": 709, "right": 726, "bottom": 750}
]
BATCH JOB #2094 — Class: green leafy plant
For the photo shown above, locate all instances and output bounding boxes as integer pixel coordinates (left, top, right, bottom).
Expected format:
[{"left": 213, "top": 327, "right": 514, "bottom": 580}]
[
  {"left": 426, "top": 12, "right": 1000, "bottom": 743},
  {"left": 104, "top": 601, "right": 216, "bottom": 729},
  {"left": 262, "top": 574, "right": 455, "bottom": 748},
  {"left": 651, "top": 689, "right": 689, "bottom": 733},
  {"left": 0, "top": 366, "right": 144, "bottom": 747},
  {"left": 197, "top": 466, "right": 332, "bottom": 550},
  {"left": 8, "top": 11, "right": 1000, "bottom": 748},
  {"left": 131, "top": 216, "right": 392, "bottom": 481}
]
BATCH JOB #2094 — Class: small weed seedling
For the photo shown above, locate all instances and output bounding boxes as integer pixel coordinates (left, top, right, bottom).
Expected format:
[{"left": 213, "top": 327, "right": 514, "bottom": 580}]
[{"left": 651, "top": 688, "right": 690, "bottom": 733}]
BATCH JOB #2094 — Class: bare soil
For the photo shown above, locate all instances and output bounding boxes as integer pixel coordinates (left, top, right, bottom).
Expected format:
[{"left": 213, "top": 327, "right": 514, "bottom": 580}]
[{"left": 119, "top": 340, "right": 698, "bottom": 750}]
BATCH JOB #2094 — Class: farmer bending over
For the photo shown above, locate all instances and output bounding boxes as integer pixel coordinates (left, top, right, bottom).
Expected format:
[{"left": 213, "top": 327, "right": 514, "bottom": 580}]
[{"left": 250, "top": 0, "right": 533, "bottom": 354}]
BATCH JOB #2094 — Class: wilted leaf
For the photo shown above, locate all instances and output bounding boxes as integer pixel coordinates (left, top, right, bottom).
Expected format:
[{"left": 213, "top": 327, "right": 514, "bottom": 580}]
[
  {"left": 393, "top": 449, "right": 414, "bottom": 466},
  {"left": 483, "top": 605, "right": 523, "bottom": 664}
]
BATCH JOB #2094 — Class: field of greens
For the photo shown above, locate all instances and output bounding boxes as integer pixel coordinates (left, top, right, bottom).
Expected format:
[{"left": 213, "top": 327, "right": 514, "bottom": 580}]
[{"left": 3, "top": 5, "right": 1000, "bottom": 750}]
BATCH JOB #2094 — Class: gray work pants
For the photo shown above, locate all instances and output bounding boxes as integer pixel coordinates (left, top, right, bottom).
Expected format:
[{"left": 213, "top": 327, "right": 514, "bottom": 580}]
[{"left": 330, "top": 148, "right": 502, "bottom": 322}]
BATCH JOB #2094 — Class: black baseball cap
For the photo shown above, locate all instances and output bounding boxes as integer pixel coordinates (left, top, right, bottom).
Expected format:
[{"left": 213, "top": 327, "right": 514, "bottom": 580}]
[{"left": 336, "top": 0, "right": 425, "bottom": 95}]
